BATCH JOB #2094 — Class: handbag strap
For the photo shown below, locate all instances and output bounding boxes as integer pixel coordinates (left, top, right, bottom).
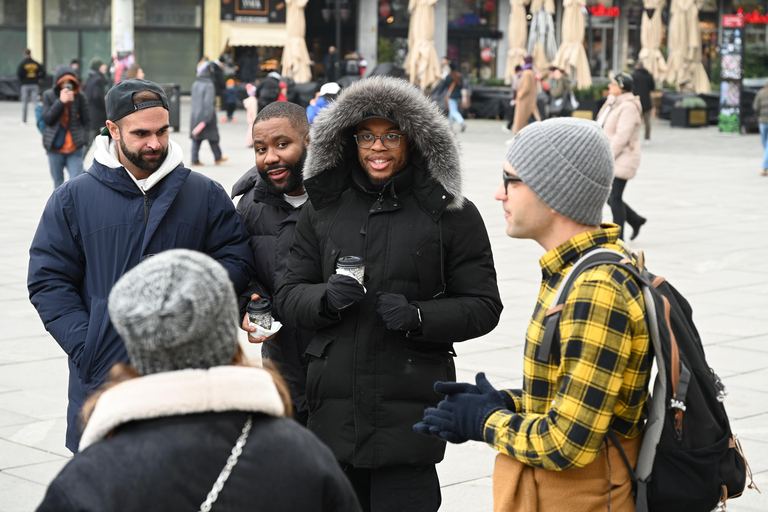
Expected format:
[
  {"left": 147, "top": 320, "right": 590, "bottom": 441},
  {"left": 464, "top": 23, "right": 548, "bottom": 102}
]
[{"left": 198, "top": 414, "right": 254, "bottom": 512}]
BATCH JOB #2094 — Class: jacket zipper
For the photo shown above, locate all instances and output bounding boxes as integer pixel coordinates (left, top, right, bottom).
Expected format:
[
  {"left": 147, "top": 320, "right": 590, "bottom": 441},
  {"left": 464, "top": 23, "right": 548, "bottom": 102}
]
[{"left": 143, "top": 192, "right": 149, "bottom": 227}]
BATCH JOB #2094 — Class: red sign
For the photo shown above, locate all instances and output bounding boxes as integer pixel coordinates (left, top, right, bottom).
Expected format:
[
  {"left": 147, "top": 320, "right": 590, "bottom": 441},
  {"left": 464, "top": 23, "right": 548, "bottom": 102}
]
[
  {"left": 737, "top": 7, "right": 768, "bottom": 24},
  {"left": 587, "top": 3, "right": 620, "bottom": 17},
  {"left": 723, "top": 14, "right": 745, "bottom": 28},
  {"left": 379, "top": 1, "right": 391, "bottom": 18},
  {"left": 481, "top": 47, "right": 492, "bottom": 63}
]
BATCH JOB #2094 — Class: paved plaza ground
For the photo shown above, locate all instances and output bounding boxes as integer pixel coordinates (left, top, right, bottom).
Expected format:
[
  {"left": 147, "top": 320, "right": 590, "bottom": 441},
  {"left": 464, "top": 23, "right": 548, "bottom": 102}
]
[{"left": 0, "top": 96, "right": 766, "bottom": 511}]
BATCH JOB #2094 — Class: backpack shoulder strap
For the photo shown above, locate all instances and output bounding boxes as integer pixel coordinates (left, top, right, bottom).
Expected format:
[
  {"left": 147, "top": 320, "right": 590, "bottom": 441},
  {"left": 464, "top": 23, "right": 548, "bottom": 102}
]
[{"left": 536, "top": 248, "right": 644, "bottom": 364}]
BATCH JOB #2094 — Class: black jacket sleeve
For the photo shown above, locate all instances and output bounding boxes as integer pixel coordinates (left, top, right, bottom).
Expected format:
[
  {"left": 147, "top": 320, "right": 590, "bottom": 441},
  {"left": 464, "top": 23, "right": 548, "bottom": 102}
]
[
  {"left": 409, "top": 200, "right": 503, "bottom": 343},
  {"left": 276, "top": 205, "right": 342, "bottom": 331}
]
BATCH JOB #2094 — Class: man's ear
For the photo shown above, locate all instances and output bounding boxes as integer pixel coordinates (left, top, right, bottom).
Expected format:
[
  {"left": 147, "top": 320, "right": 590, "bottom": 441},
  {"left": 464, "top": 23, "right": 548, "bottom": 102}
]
[
  {"left": 106, "top": 120, "right": 120, "bottom": 141},
  {"left": 304, "top": 132, "right": 310, "bottom": 146}
]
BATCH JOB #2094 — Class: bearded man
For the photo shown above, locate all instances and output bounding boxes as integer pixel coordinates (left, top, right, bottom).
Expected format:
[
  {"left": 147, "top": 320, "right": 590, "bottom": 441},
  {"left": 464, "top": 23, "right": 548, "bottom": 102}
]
[
  {"left": 28, "top": 79, "right": 256, "bottom": 453},
  {"left": 231, "top": 101, "right": 313, "bottom": 425}
]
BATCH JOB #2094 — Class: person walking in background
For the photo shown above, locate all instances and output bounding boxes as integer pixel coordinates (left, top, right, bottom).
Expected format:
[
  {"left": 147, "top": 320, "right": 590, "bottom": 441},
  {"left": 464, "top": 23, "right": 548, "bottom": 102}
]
[
  {"left": 276, "top": 76, "right": 502, "bottom": 511},
  {"left": 512, "top": 56, "right": 541, "bottom": 134},
  {"left": 306, "top": 81, "right": 340, "bottom": 124},
  {"left": 40, "top": 65, "right": 90, "bottom": 189},
  {"left": 232, "top": 102, "right": 313, "bottom": 425},
  {"left": 502, "top": 65, "right": 522, "bottom": 133},
  {"left": 278, "top": 81, "right": 289, "bottom": 102},
  {"left": 631, "top": 60, "right": 655, "bottom": 143},
  {"left": 35, "top": 249, "right": 361, "bottom": 512},
  {"left": 244, "top": 83, "right": 258, "bottom": 147},
  {"left": 442, "top": 68, "right": 467, "bottom": 132},
  {"left": 546, "top": 65, "right": 572, "bottom": 118},
  {"left": 17, "top": 49, "right": 45, "bottom": 125},
  {"left": 598, "top": 72, "right": 646, "bottom": 241},
  {"left": 69, "top": 59, "right": 81, "bottom": 82},
  {"left": 416, "top": 118, "right": 650, "bottom": 512},
  {"left": 190, "top": 63, "right": 228, "bottom": 165},
  {"left": 257, "top": 71, "right": 282, "bottom": 113},
  {"left": 83, "top": 58, "right": 109, "bottom": 144},
  {"left": 28, "top": 78, "right": 255, "bottom": 453},
  {"left": 222, "top": 78, "right": 238, "bottom": 123},
  {"left": 752, "top": 81, "right": 768, "bottom": 176},
  {"left": 124, "top": 64, "right": 145, "bottom": 80},
  {"left": 322, "top": 45, "right": 339, "bottom": 81}
]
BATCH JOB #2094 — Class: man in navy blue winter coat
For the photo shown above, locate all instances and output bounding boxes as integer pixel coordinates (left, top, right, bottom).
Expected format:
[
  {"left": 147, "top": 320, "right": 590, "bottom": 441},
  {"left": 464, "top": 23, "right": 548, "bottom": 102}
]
[{"left": 27, "top": 79, "right": 256, "bottom": 452}]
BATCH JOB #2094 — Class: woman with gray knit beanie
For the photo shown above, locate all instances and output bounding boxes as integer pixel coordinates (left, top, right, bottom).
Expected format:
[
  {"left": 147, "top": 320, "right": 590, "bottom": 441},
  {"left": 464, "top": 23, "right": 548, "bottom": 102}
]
[
  {"left": 35, "top": 249, "right": 361, "bottom": 512},
  {"left": 597, "top": 72, "right": 647, "bottom": 241}
]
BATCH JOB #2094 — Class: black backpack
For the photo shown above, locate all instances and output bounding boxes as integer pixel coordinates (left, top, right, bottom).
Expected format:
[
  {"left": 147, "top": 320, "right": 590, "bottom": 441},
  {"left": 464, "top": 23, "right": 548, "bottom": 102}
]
[{"left": 538, "top": 248, "right": 758, "bottom": 512}]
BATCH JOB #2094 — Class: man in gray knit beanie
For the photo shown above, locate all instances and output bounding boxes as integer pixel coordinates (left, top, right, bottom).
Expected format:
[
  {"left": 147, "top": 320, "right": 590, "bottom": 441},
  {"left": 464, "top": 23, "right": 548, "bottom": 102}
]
[
  {"left": 416, "top": 117, "right": 652, "bottom": 511},
  {"left": 108, "top": 249, "right": 239, "bottom": 375}
]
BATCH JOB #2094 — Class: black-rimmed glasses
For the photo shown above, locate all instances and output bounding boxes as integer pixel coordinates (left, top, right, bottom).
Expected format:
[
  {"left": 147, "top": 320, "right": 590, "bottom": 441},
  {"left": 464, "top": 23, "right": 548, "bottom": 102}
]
[
  {"left": 354, "top": 133, "right": 404, "bottom": 149},
  {"left": 502, "top": 171, "right": 523, "bottom": 192}
]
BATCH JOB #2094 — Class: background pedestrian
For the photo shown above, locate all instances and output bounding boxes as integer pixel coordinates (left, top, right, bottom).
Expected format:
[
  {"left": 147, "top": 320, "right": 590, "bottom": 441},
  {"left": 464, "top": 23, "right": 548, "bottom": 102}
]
[
  {"left": 17, "top": 49, "right": 45, "bottom": 125},
  {"left": 190, "top": 63, "right": 227, "bottom": 165}
]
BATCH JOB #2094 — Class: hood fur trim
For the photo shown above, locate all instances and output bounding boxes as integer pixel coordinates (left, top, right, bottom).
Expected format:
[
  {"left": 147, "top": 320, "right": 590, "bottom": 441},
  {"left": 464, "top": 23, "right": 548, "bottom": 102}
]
[
  {"left": 79, "top": 366, "right": 285, "bottom": 450},
  {"left": 306, "top": 76, "right": 464, "bottom": 209}
]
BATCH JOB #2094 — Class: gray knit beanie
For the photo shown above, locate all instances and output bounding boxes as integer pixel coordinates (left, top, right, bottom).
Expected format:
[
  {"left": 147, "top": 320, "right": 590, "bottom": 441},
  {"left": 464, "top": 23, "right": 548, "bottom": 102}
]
[
  {"left": 505, "top": 117, "right": 614, "bottom": 225},
  {"left": 108, "top": 249, "right": 239, "bottom": 376}
]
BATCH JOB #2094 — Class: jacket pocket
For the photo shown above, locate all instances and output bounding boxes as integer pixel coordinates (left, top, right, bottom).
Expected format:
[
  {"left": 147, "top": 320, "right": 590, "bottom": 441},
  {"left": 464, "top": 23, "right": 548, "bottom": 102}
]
[
  {"left": 78, "top": 296, "right": 110, "bottom": 384},
  {"left": 304, "top": 332, "right": 334, "bottom": 412},
  {"left": 412, "top": 238, "right": 443, "bottom": 299},
  {"left": 322, "top": 238, "right": 341, "bottom": 279}
]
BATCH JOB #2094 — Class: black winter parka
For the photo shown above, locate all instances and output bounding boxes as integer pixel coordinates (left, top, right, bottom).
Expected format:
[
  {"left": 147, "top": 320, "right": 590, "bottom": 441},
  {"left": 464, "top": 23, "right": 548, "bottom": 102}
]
[
  {"left": 232, "top": 168, "right": 313, "bottom": 422},
  {"left": 276, "top": 77, "right": 503, "bottom": 469}
]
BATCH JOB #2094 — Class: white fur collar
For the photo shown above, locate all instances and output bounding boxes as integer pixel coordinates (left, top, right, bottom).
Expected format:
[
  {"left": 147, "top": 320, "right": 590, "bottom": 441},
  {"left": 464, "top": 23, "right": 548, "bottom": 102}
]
[
  {"left": 79, "top": 366, "right": 285, "bottom": 451},
  {"left": 93, "top": 135, "right": 184, "bottom": 192}
]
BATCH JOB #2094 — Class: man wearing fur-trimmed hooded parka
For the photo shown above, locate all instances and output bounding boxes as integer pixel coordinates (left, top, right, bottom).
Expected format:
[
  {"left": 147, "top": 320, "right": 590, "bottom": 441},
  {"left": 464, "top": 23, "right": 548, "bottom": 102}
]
[{"left": 276, "top": 76, "right": 503, "bottom": 511}]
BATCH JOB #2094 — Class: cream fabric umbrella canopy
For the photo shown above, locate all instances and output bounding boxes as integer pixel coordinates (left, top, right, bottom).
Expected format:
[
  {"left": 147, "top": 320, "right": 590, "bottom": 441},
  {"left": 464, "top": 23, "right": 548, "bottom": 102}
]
[
  {"left": 281, "top": 0, "right": 312, "bottom": 83},
  {"left": 666, "top": 0, "right": 710, "bottom": 93},
  {"left": 552, "top": 0, "right": 592, "bottom": 89},
  {"left": 527, "top": 0, "right": 557, "bottom": 73},
  {"left": 404, "top": 0, "right": 442, "bottom": 90},
  {"left": 505, "top": 0, "right": 530, "bottom": 84},
  {"left": 638, "top": 0, "right": 667, "bottom": 82}
]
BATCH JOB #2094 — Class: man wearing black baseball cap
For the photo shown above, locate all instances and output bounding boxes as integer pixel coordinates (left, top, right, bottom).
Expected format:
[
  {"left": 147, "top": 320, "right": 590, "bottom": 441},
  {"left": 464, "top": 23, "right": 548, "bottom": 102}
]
[{"left": 28, "top": 78, "right": 256, "bottom": 453}]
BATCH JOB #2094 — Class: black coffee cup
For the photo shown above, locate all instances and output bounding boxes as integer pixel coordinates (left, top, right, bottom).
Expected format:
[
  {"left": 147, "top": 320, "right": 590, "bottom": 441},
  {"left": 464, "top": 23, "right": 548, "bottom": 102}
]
[{"left": 246, "top": 298, "right": 273, "bottom": 330}]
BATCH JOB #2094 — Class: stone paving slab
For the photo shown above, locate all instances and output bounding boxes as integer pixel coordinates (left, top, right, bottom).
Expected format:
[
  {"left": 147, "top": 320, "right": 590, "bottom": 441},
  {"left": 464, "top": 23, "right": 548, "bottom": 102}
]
[{"left": 1, "top": 97, "right": 767, "bottom": 510}]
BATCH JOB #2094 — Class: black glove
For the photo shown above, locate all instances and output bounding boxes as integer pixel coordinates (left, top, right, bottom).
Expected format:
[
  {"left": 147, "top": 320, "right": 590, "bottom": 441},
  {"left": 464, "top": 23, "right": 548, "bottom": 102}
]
[
  {"left": 413, "top": 372, "right": 504, "bottom": 444},
  {"left": 375, "top": 292, "right": 420, "bottom": 331},
  {"left": 325, "top": 274, "right": 365, "bottom": 314}
]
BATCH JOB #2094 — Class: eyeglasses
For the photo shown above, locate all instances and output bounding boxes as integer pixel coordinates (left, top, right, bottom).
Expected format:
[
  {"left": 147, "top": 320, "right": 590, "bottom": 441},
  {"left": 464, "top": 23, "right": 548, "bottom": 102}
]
[
  {"left": 502, "top": 171, "right": 523, "bottom": 192},
  {"left": 354, "top": 133, "right": 404, "bottom": 149}
]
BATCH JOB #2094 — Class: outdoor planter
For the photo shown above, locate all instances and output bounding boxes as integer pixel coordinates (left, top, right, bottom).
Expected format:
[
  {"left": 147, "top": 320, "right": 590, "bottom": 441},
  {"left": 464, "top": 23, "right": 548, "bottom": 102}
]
[{"left": 670, "top": 107, "right": 708, "bottom": 127}]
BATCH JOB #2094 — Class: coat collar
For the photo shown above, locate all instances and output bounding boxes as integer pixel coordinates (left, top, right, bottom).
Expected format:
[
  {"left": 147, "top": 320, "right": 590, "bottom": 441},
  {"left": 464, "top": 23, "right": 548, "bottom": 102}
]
[{"left": 79, "top": 366, "right": 286, "bottom": 451}]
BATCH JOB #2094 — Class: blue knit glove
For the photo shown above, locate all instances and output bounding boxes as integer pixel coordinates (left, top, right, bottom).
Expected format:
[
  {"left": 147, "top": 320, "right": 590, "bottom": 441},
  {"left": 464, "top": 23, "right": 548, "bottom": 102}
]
[{"left": 413, "top": 372, "right": 504, "bottom": 444}]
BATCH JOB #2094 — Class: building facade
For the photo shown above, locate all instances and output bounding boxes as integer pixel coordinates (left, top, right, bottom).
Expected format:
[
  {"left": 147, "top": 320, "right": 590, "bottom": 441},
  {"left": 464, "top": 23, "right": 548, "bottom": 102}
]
[{"left": 2, "top": 0, "right": 768, "bottom": 91}]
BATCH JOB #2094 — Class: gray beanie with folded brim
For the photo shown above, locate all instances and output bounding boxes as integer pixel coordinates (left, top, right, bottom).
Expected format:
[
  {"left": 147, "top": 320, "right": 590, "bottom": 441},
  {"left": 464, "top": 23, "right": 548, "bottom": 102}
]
[
  {"left": 506, "top": 117, "right": 614, "bottom": 226},
  {"left": 108, "top": 249, "right": 239, "bottom": 376}
]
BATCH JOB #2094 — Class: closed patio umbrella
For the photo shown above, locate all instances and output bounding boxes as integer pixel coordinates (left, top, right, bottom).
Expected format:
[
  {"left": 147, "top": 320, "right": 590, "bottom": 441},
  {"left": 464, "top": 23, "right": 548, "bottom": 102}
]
[
  {"left": 527, "top": 0, "right": 557, "bottom": 73},
  {"left": 505, "top": 0, "right": 530, "bottom": 84},
  {"left": 404, "top": 0, "right": 442, "bottom": 90},
  {"left": 281, "top": 0, "right": 312, "bottom": 83},
  {"left": 666, "top": 0, "right": 710, "bottom": 93},
  {"left": 638, "top": 0, "right": 667, "bottom": 82},
  {"left": 552, "top": 0, "right": 592, "bottom": 89}
]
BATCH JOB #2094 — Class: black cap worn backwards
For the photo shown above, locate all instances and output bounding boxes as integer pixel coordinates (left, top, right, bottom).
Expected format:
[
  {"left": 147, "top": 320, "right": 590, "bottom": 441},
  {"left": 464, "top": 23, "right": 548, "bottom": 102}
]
[{"left": 101, "top": 79, "right": 169, "bottom": 136}]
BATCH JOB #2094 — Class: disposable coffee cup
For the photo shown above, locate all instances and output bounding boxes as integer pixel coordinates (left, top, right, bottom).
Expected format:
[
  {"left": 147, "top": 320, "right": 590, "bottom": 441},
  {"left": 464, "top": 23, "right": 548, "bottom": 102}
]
[
  {"left": 336, "top": 256, "right": 365, "bottom": 285},
  {"left": 246, "top": 298, "right": 273, "bottom": 330}
]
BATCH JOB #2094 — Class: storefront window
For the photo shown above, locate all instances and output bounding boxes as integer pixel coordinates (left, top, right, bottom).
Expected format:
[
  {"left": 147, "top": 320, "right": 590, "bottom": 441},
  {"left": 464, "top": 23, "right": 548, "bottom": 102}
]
[
  {"left": 378, "top": 0, "right": 410, "bottom": 30},
  {"left": 44, "top": 0, "right": 110, "bottom": 26},
  {"left": 447, "top": 0, "right": 497, "bottom": 30},
  {"left": 135, "top": 31, "right": 201, "bottom": 92},
  {"left": 134, "top": 0, "right": 202, "bottom": 28},
  {"left": 0, "top": 0, "right": 26, "bottom": 75}
]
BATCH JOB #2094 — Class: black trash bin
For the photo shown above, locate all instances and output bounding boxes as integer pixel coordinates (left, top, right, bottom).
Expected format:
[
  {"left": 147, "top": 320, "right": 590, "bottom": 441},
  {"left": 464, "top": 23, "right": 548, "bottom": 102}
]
[{"left": 162, "top": 83, "right": 181, "bottom": 132}]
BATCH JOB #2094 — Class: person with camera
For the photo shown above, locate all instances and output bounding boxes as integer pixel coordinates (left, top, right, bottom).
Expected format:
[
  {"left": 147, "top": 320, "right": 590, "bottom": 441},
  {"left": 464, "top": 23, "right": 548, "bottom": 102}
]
[{"left": 41, "top": 65, "right": 90, "bottom": 189}]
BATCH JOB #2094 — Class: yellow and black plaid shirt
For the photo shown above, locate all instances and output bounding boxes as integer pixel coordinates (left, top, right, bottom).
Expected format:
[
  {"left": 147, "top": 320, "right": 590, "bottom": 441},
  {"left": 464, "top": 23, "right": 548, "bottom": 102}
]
[{"left": 483, "top": 225, "right": 651, "bottom": 470}]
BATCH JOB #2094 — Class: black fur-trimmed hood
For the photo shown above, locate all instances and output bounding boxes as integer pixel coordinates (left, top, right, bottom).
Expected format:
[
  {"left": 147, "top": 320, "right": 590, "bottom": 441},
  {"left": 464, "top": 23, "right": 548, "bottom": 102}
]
[{"left": 305, "top": 76, "right": 464, "bottom": 210}]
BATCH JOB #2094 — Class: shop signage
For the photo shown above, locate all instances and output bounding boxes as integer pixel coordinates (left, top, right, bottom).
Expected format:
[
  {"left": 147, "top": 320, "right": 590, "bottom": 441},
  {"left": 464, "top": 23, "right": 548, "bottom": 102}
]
[
  {"left": 481, "top": 47, "right": 492, "bottom": 63},
  {"left": 719, "top": 14, "right": 744, "bottom": 134},
  {"left": 587, "top": 4, "right": 620, "bottom": 17},
  {"left": 736, "top": 7, "right": 768, "bottom": 24},
  {"left": 220, "top": 0, "right": 286, "bottom": 23},
  {"left": 379, "top": 1, "right": 391, "bottom": 18}
]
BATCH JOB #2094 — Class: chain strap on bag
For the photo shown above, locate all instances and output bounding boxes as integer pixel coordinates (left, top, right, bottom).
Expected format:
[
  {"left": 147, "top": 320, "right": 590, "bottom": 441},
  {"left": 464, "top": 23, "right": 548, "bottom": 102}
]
[{"left": 198, "top": 414, "right": 254, "bottom": 512}]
